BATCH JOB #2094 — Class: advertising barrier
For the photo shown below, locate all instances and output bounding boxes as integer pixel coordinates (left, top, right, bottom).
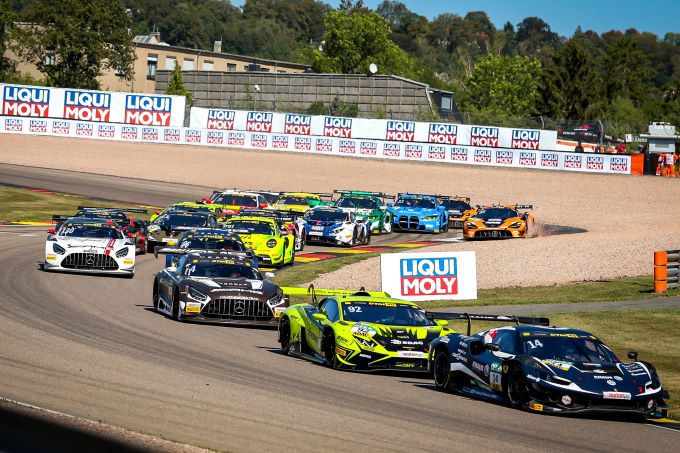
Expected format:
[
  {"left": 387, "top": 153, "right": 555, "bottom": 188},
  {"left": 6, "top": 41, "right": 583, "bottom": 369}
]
[
  {"left": 0, "top": 116, "right": 632, "bottom": 175},
  {"left": 0, "top": 84, "right": 186, "bottom": 127},
  {"left": 189, "top": 107, "right": 558, "bottom": 150},
  {"left": 380, "top": 251, "right": 477, "bottom": 301}
]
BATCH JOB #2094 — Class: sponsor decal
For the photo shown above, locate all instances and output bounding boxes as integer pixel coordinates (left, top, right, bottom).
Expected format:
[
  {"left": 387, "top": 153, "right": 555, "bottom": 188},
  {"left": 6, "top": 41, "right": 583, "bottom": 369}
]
[
  {"left": 564, "top": 154, "right": 582, "bottom": 169},
  {"left": 360, "top": 141, "right": 377, "bottom": 155},
  {"left": 51, "top": 120, "right": 70, "bottom": 135},
  {"left": 428, "top": 145, "right": 446, "bottom": 160},
  {"left": 207, "top": 130, "right": 224, "bottom": 145},
  {"left": 284, "top": 113, "right": 311, "bottom": 135},
  {"left": 64, "top": 90, "right": 111, "bottom": 122},
  {"left": 603, "top": 391, "right": 631, "bottom": 400},
  {"left": 495, "top": 150, "right": 513, "bottom": 164},
  {"left": 405, "top": 144, "right": 422, "bottom": 159},
  {"left": 315, "top": 137, "right": 333, "bottom": 152},
  {"left": 386, "top": 120, "right": 415, "bottom": 141},
  {"left": 541, "top": 359, "right": 572, "bottom": 371},
  {"left": 614, "top": 376, "right": 623, "bottom": 381},
  {"left": 471, "top": 361, "right": 485, "bottom": 373},
  {"left": 120, "top": 125, "right": 138, "bottom": 140},
  {"left": 272, "top": 135, "right": 288, "bottom": 149},
  {"left": 250, "top": 133, "right": 268, "bottom": 148},
  {"left": 511, "top": 130, "right": 540, "bottom": 150},
  {"left": 124, "top": 94, "right": 172, "bottom": 126},
  {"left": 490, "top": 362, "right": 502, "bottom": 372},
  {"left": 227, "top": 132, "right": 245, "bottom": 146},
  {"left": 610, "top": 157, "right": 629, "bottom": 172},
  {"left": 207, "top": 109, "right": 235, "bottom": 130},
  {"left": 2, "top": 85, "right": 50, "bottom": 117},
  {"left": 586, "top": 156, "right": 604, "bottom": 170},
  {"left": 606, "top": 379, "right": 617, "bottom": 386},
  {"left": 339, "top": 139, "right": 356, "bottom": 154},
  {"left": 484, "top": 364, "right": 490, "bottom": 377},
  {"left": 400, "top": 257, "right": 457, "bottom": 296},
  {"left": 474, "top": 149, "right": 492, "bottom": 163},
  {"left": 185, "top": 129, "right": 202, "bottom": 143},
  {"left": 519, "top": 151, "right": 537, "bottom": 166},
  {"left": 323, "top": 117, "right": 352, "bottom": 138},
  {"left": 29, "top": 119, "right": 47, "bottom": 133},
  {"left": 163, "top": 128, "right": 181, "bottom": 142},
  {"left": 294, "top": 136, "right": 312, "bottom": 151},
  {"left": 428, "top": 123, "right": 457, "bottom": 144},
  {"left": 541, "top": 153, "right": 559, "bottom": 168},
  {"left": 450, "top": 147, "right": 468, "bottom": 162},
  {"left": 4, "top": 117, "right": 23, "bottom": 131},
  {"left": 97, "top": 124, "right": 115, "bottom": 138},
  {"left": 593, "top": 375, "right": 614, "bottom": 380},
  {"left": 246, "top": 111, "right": 273, "bottom": 132},
  {"left": 141, "top": 127, "right": 158, "bottom": 141},
  {"left": 470, "top": 126, "right": 499, "bottom": 147},
  {"left": 382, "top": 143, "right": 401, "bottom": 157},
  {"left": 75, "top": 122, "right": 93, "bottom": 137},
  {"left": 351, "top": 323, "right": 377, "bottom": 337}
]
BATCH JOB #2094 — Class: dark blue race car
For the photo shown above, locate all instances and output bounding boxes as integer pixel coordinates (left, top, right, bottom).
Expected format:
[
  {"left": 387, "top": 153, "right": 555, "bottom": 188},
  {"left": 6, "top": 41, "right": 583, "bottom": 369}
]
[
  {"left": 428, "top": 314, "right": 669, "bottom": 418},
  {"left": 154, "top": 228, "right": 257, "bottom": 268}
]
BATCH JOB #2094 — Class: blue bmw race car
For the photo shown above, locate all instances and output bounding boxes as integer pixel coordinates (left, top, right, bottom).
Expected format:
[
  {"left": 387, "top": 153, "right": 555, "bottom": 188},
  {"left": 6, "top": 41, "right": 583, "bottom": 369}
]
[{"left": 388, "top": 193, "right": 449, "bottom": 233}]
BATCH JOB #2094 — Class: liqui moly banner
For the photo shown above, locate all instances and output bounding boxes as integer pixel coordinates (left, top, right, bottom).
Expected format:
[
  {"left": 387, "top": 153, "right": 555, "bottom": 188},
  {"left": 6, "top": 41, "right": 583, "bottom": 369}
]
[{"left": 380, "top": 251, "right": 477, "bottom": 301}]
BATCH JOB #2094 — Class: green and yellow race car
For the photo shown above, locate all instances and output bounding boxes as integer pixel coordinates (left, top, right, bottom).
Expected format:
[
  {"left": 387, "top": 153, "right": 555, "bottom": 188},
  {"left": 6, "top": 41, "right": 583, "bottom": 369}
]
[
  {"left": 278, "top": 287, "right": 453, "bottom": 371},
  {"left": 224, "top": 216, "right": 295, "bottom": 267},
  {"left": 270, "top": 192, "right": 331, "bottom": 214}
]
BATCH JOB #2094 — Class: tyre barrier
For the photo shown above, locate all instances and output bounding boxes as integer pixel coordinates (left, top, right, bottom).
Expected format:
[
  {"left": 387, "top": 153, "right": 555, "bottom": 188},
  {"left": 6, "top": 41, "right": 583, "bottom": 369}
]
[{"left": 653, "top": 250, "right": 680, "bottom": 293}]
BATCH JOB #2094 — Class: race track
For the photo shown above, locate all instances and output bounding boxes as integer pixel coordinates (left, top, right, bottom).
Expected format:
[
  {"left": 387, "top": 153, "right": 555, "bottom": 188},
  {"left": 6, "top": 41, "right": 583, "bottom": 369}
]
[{"left": 0, "top": 167, "right": 677, "bottom": 451}]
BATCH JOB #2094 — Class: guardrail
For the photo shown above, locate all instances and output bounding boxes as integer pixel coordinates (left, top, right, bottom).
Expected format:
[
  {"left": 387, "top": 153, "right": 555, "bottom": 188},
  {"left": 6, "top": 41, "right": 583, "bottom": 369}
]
[{"left": 653, "top": 250, "right": 680, "bottom": 292}]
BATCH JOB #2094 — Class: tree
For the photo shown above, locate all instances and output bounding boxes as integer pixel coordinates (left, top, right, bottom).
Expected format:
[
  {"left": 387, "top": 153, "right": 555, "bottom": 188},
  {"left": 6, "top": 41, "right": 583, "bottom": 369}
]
[
  {"left": 16, "top": 0, "right": 135, "bottom": 88},
  {"left": 601, "top": 35, "right": 654, "bottom": 104},
  {"left": 462, "top": 54, "right": 541, "bottom": 117},
  {"left": 165, "top": 61, "right": 193, "bottom": 104},
  {"left": 0, "top": 0, "right": 16, "bottom": 81},
  {"left": 515, "top": 16, "right": 560, "bottom": 60}
]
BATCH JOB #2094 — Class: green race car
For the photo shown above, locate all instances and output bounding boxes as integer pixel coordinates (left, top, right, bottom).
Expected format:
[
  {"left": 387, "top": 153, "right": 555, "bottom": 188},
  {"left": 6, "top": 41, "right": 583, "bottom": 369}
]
[
  {"left": 278, "top": 287, "right": 453, "bottom": 371},
  {"left": 224, "top": 216, "right": 295, "bottom": 267},
  {"left": 332, "top": 190, "right": 395, "bottom": 234}
]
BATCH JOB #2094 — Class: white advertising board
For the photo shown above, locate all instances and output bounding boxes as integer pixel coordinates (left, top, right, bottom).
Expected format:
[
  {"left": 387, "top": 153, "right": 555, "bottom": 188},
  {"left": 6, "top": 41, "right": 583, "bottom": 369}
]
[{"left": 380, "top": 251, "right": 477, "bottom": 302}]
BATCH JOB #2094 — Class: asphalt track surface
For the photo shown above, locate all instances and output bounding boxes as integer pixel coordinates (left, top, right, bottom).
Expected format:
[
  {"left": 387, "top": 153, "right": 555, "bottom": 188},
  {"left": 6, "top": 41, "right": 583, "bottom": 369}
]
[{"left": 0, "top": 165, "right": 678, "bottom": 451}]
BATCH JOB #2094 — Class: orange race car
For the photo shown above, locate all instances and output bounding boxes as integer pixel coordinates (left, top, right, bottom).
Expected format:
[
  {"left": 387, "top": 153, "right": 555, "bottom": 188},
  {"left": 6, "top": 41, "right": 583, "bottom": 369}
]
[
  {"left": 463, "top": 204, "right": 535, "bottom": 239},
  {"left": 440, "top": 196, "right": 476, "bottom": 229}
]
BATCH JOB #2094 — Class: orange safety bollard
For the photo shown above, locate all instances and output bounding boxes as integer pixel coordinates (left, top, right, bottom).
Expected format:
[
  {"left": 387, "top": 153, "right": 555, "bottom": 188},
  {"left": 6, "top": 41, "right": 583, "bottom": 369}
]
[{"left": 654, "top": 251, "right": 668, "bottom": 293}]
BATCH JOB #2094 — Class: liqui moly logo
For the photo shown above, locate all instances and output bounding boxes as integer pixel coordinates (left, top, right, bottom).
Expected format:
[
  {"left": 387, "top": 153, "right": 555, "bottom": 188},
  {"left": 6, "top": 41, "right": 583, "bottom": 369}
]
[
  {"left": 610, "top": 157, "right": 629, "bottom": 172},
  {"left": 386, "top": 120, "right": 415, "bottom": 141},
  {"left": 316, "top": 137, "right": 333, "bottom": 152},
  {"left": 141, "top": 127, "right": 158, "bottom": 141},
  {"left": 428, "top": 123, "right": 458, "bottom": 144},
  {"left": 185, "top": 129, "right": 202, "bottom": 143},
  {"left": 246, "top": 112, "right": 273, "bottom": 132},
  {"left": 541, "top": 153, "right": 559, "bottom": 167},
  {"left": 339, "top": 139, "right": 356, "bottom": 154},
  {"left": 450, "top": 147, "right": 468, "bottom": 162},
  {"left": 52, "top": 121, "right": 70, "bottom": 135},
  {"left": 2, "top": 86, "right": 50, "bottom": 117},
  {"left": 207, "top": 131, "right": 224, "bottom": 145},
  {"left": 428, "top": 145, "right": 446, "bottom": 160},
  {"left": 124, "top": 95, "right": 172, "bottom": 126},
  {"left": 207, "top": 109, "right": 235, "bottom": 130},
  {"left": 474, "top": 149, "right": 492, "bottom": 163},
  {"left": 405, "top": 144, "right": 422, "bottom": 158},
  {"left": 382, "top": 143, "right": 401, "bottom": 157},
  {"left": 121, "top": 125, "right": 138, "bottom": 139},
  {"left": 250, "top": 133, "right": 268, "bottom": 148},
  {"left": 564, "top": 154, "right": 582, "bottom": 169},
  {"left": 227, "top": 132, "right": 245, "bottom": 146},
  {"left": 519, "top": 152, "right": 537, "bottom": 166},
  {"left": 29, "top": 119, "right": 47, "bottom": 133},
  {"left": 511, "top": 130, "right": 540, "bottom": 150},
  {"left": 496, "top": 150, "right": 513, "bottom": 164},
  {"left": 323, "top": 117, "right": 352, "bottom": 138},
  {"left": 360, "top": 141, "right": 377, "bottom": 155},
  {"left": 76, "top": 123, "right": 93, "bottom": 137},
  {"left": 400, "top": 257, "right": 458, "bottom": 296},
  {"left": 97, "top": 124, "right": 115, "bottom": 138},
  {"left": 284, "top": 114, "right": 311, "bottom": 135},
  {"left": 470, "top": 127, "right": 499, "bottom": 147},
  {"left": 587, "top": 156, "right": 604, "bottom": 170},
  {"left": 272, "top": 135, "right": 288, "bottom": 149},
  {"left": 64, "top": 90, "right": 111, "bottom": 122},
  {"left": 163, "top": 128, "right": 181, "bottom": 142},
  {"left": 294, "top": 136, "right": 312, "bottom": 151},
  {"left": 4, "top": 118, "right": 23, "bottom": 131}
]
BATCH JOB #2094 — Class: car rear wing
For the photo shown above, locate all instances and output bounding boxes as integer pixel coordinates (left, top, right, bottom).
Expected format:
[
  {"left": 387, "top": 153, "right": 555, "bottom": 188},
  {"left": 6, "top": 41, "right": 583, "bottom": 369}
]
[
  {"left": 77, "top": 206, "right": 148, "bottom": 214},
  {"left": 513, "top": 204, "right": 533, "bottom": 210},
  {"left": 444, "top": 196, "right": 471, "bottom": 203},
  {"left": 426, "top": 312, "right": 550, "bottom": 335},
  {"left": 333, "top": 190, "right": 395, "bottom": 199},
  {"left": 397, "top": 193, "right": 447, "bottom": 199},
  {"left": 282, "top": 284, "right": 390, "bottom": 304},
  {"left": 153, "top": 246, "right": 254, "bottom": 260},
  {"left": 51, "top": 215, "right": 71, "bottom": 224},
  {"left": 234, "top": 209, "right": 296, "bottom": 222}
]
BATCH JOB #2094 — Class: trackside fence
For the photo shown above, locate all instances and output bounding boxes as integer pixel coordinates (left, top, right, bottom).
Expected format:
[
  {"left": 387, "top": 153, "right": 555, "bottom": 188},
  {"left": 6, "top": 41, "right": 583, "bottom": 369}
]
[{"left": 654, "top": 250, "right": 680, "bottom": 292}]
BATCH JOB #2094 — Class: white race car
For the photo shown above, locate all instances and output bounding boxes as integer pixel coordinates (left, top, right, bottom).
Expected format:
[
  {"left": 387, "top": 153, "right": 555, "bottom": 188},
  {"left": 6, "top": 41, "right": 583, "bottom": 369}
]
[
  {"left": 44, "top": 218, "right": 136, "bottom": 277},
  {"left": 303, "top": 207, "right": 370, "bottom": 247}
]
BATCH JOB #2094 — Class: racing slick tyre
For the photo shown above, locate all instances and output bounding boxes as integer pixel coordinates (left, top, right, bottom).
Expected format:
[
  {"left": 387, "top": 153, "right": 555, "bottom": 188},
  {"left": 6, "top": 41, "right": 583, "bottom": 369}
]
[
  {"left": 505, "top": 367, "right": 529, "bottom": 408},
  {"left": 383, "top": 217, "right": 392, "bottom": 234},
  {"left": 296, "top": 232, "right": 306, "bottom": 252},
  {"left": 433, "top": 350, "right": 453, "bottom": 391},
  {"left": 348, "top": 229, "right": 358, "bottom": 248},
  {"left": 171, "top": 289, "right": 181, "bottom": 321},
  {"left": 364, "top": 230, "right": 371, "bottom": 245},
  {"left": 152, "top": 279, "right": 160, "bottom": 311},
  {"left": 279, "top": 316, "right": 292, "bottom": 355},
  {"left": 323, "top": 329, "right": 339, "bottom": 369}
]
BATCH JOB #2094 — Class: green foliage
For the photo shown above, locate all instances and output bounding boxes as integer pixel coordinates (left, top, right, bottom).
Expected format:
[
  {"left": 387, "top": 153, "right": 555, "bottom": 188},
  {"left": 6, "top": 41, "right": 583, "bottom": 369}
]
[
  {"left": 305, "top": 101, "right": 328, "bottom": 115},
  {"left": 602, "top": 96, "right": 649, "bottom": 137},
  {"left": 601, "top": 35, "right": 654, "bottom": 104},
  {"left": 328, "top": 94, "right": 358, "bottom": 117},
  {"left": 0, "top": 0, "right": 15, "bottom": 81},
  {"left": 165, "top": 62, "right": 193, "bottom": 104}
]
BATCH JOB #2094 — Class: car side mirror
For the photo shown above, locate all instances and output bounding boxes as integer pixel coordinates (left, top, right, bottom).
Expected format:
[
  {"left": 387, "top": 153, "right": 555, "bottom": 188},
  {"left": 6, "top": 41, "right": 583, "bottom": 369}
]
[
  {"left": 47, "top": 228, "right": 56, "bottom": 234},
  {"left": 470, "top": 340, "right": 484, "bottom": 355},
  {"left": 628, "top": 351, "right": 638, "bottom": 361},
  {"left": 435, "top": 319, "right": 448, "bottom": 327},
  {"left": 485, "top": 343, "right": 501, "bottom": 352},
  {"left": 312, "top": 313, "right": 327, "bottom": 322},
  {"left": 264, "top": 272, "right": 275, "bottom": 279}
]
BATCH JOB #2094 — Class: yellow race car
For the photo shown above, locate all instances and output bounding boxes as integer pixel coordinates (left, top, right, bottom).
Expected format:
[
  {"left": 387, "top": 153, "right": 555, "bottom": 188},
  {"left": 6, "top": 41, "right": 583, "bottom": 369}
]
[
  {"left": 270, "top": 192, "right": 331, "bottom": 214},
  {"left": 463, "top": 204, "right": 534, "bottom": 239}
]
